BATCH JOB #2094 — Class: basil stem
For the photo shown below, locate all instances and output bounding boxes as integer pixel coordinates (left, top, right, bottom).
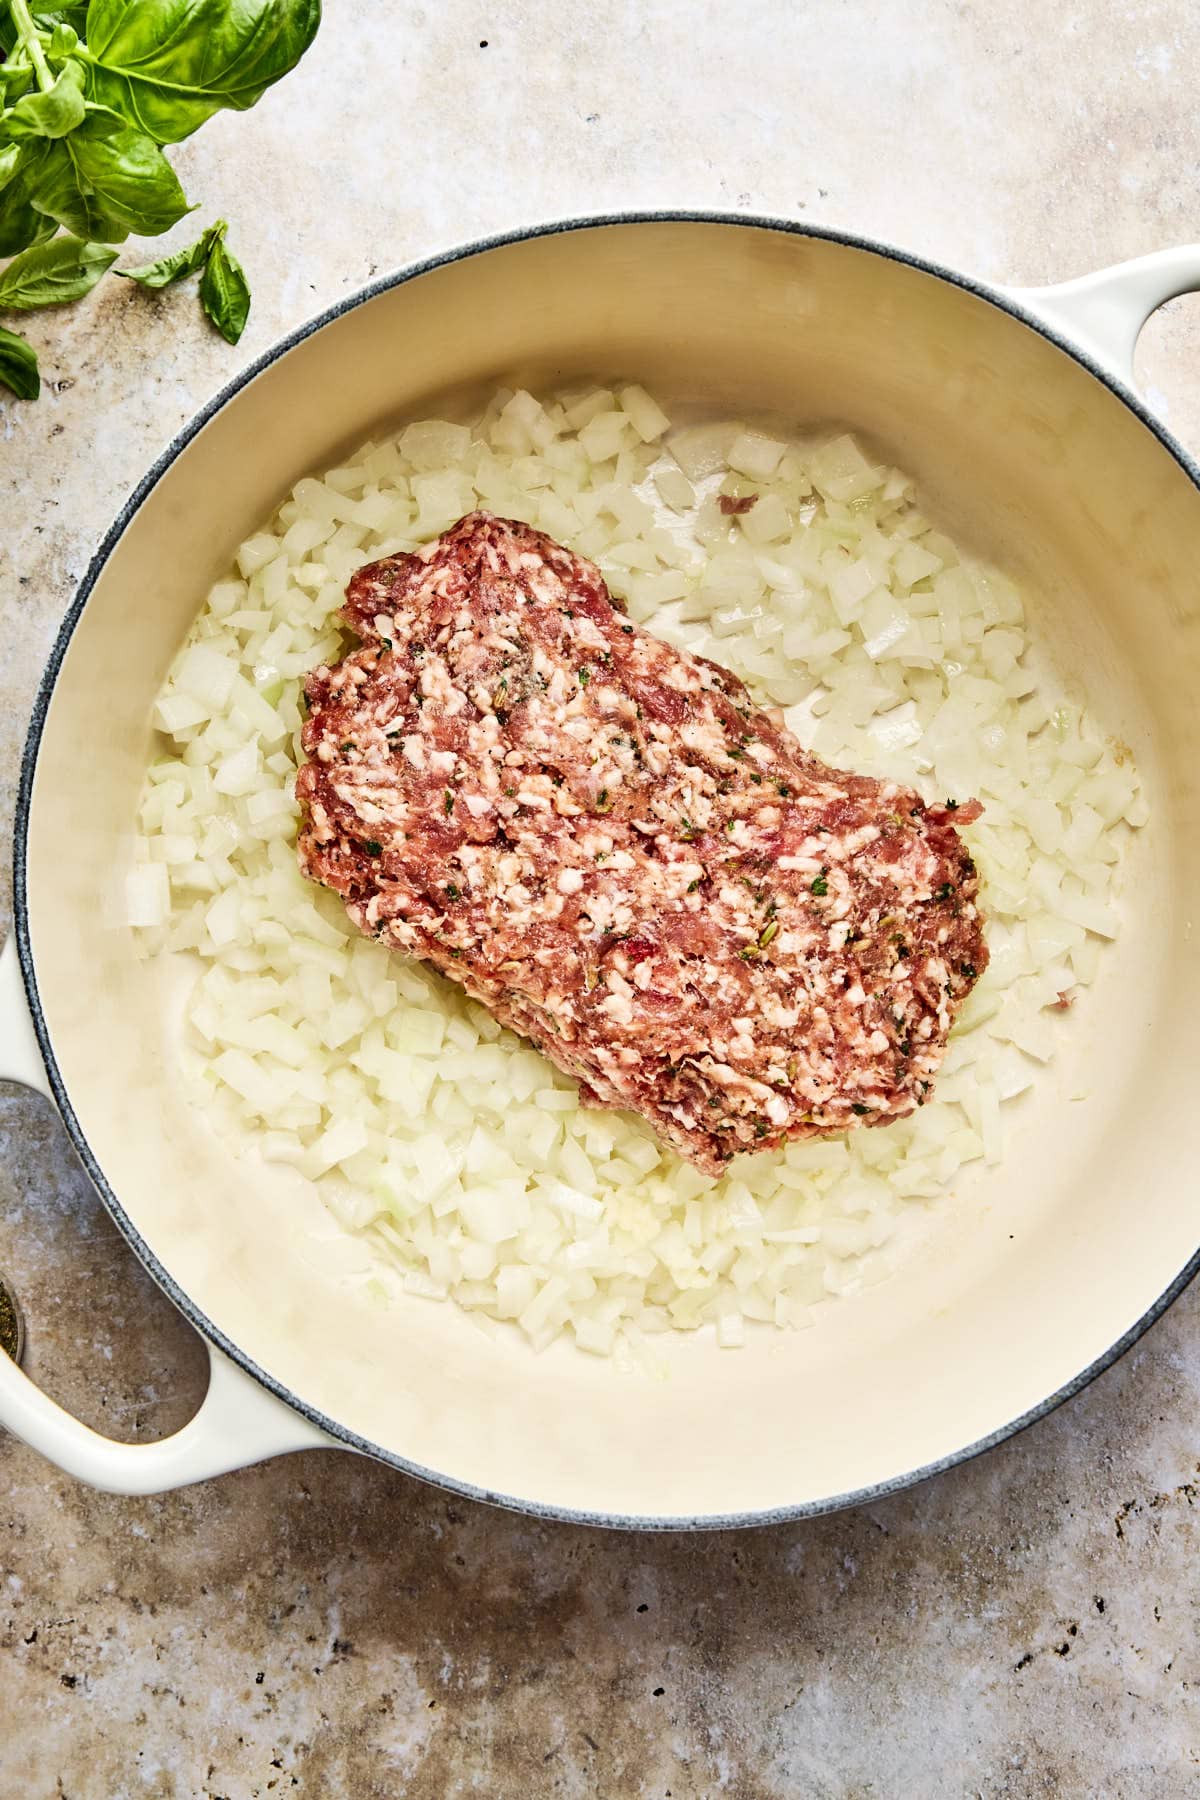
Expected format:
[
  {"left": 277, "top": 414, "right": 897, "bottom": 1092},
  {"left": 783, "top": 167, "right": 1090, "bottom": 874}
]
[{"left": 9, "top": 0, "right": 55, "bottom": 92}]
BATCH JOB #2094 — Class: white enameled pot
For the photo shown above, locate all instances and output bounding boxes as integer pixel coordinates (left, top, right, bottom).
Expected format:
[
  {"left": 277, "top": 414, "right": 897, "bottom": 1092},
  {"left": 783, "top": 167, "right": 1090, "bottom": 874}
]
[{"left": 3, "top": 216, "right": 1199, "bottom": 1526}]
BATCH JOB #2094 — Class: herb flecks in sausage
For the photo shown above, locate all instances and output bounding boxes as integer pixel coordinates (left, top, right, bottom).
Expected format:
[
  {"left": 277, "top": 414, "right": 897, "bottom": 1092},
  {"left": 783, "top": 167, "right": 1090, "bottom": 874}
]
[{"left": 296, "top": 512, "right": 988, "bottom": 1172}]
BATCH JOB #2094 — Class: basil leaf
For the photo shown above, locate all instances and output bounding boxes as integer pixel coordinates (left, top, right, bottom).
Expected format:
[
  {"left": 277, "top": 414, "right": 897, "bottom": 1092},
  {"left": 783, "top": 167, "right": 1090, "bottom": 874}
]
[
  {"left": 31, "top": 105, "right": 191, "bottom": 243},
  {"left": 27, "top": 3, "right": 88, "bottom": 32},
  {"left": 0, "top": 324, "right": 40, "bottom": 400},
  {"left": 0, "top": 145, "right": 22, "bottom": 194},
  {"left": 0, "top": 234, "right": 117, "bottom": 310},
  {"left": 0, "top": 56, "right": 35, "bottom": 104},
  {"left": 117, "top": 221, "right": 219, "bottom": 288},
  {"left": 4, "top": 59, "right": 87, "bottom": 140},
  {"left": 0, "top": 203, "right": 57, "bottom": 259},
  {"left": 0, "top": 143, "right": 58, "bottom": 257},
  {"left": 198, "top": 230, "right": 249, "bottom": 343},
  {"left": 84, "top": 0, "right": 322, "bottom": 145}
]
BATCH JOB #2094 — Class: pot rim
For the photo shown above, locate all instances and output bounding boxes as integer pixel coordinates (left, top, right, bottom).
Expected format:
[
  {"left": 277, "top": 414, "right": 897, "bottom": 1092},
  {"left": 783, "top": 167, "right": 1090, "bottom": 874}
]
[{"left": 14, "top": 208, "right": 1200, "bottom": 1530}]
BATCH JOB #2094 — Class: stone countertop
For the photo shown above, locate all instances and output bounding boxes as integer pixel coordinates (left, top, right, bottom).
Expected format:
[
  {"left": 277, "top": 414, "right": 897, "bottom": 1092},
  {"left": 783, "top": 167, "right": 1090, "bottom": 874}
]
[{"left": 3, "top": 4, "right": 1200, "bottom": 1795}]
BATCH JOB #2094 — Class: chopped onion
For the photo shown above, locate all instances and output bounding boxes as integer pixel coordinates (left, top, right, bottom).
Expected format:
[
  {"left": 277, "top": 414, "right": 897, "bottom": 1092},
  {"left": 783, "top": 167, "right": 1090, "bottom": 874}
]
[{"left": 133, "top": 386, "right": 1146, "bottom": 1359}]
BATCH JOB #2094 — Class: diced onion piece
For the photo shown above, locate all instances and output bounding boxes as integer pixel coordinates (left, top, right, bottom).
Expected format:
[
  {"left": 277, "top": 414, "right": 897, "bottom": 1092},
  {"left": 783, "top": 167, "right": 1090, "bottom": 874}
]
[
  {"left": 175, "top": 643, "right": 238, "bottom": 710},
  {"left": 124, "top": 863, "right": 170, "bottom": 927},
  {"left": 213, "top": 743, "right": 260, "bottom": 796},
  {"left": 667, "top": 423, "right": 738, "bottom": 479},
  {"left": 619, "top": 384, "right": 671, "bottom": 442},
  {"left": 154, "top": 691, "right": 210, "bottom": 735},
  {"left": 726, "top": 431, "right": 786, "bottom": 481}
]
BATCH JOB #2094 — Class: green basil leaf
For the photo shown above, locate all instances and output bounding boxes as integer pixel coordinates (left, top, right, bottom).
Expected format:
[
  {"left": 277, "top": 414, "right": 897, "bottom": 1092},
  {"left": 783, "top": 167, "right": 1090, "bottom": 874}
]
[
  {"left": 31, "top": 105, "right": 191, "bottom": 243},
  {"left": 0, "top": 233, "right": 117, "bottom": 310},
  {"left": 84, "top": 0, "right": 322, "bottom": 145},
  {"left": 0, "top": 143, "right": 57, "bottom": 257},
  {"left": 0, "top": 54, "right": 35, "bottom": 105},
  {"left": 118, "top": 220, "right": 220, "bottom": 288},
  {"left": 0, "top": 144, "right": 22, "bottom": 194},
  {"left": 49, "top": 22, "right": 81, "bottom": 57},
  {"left": 33, "top": 4, "right": 88, "bottom": 31},
  {"left": 198, "top": 230, "right": 249, "bottom": 343},
  {"left": 0, "top": 324, "right": 40, "bottom": 400},
  {"left": 0, "top": 204, "right": 57, "bottom": 259},
  {"left": 4, "top": 59, "right": 87, "bottom": 140},
  {"left": 27, "top": 142, "right": 97, "bottom": 240}
]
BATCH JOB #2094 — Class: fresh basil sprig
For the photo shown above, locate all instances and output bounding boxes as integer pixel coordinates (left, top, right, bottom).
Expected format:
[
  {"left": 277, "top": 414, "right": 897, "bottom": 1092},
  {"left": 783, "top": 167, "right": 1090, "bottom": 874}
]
[
  {"left": 120, "top": 216, "right": 250, "bottom": 344},
  {"left": 0, "top": 0, "right": 320, "bottom": 399}
]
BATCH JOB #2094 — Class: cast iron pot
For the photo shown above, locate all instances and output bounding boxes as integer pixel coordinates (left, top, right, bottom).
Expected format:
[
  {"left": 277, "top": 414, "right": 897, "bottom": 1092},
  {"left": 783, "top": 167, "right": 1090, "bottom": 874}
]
[{"left": 2, "top": 215, "right": 1198, "bottom": 1526}]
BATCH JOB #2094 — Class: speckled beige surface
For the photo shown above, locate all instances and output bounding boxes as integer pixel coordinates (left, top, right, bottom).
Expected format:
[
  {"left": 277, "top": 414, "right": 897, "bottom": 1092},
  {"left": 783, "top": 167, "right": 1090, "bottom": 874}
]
[{"left": 4, "top": 4, "right": 1200, "bottom": 1794}]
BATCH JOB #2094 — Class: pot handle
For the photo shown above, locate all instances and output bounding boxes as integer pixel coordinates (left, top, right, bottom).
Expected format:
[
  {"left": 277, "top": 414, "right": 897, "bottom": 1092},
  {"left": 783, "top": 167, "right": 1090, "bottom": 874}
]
[
  {"left": 0, "top": 936, "right": 337, "bottom": 1492},
  {"left": 1004, "top": 245, "right": 1200, "bottom": 387}
]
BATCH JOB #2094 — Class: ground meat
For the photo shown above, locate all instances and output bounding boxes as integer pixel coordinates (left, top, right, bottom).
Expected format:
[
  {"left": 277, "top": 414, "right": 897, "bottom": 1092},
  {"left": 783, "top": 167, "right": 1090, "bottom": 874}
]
[{"left": 296, "top": 511, "right": 988, "bottom": 1173}]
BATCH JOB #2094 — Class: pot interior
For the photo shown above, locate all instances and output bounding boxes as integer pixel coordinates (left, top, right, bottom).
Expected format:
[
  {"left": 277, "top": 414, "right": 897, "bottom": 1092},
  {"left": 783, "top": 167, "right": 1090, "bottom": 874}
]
[{"left": 20, "top": 221, "right": 1200, "bottom": 1521}]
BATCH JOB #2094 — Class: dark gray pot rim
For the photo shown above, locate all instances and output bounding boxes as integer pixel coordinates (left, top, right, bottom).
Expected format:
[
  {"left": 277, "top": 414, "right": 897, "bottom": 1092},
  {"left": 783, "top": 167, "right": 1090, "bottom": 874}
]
[{"left": 13, "top": 210, "right": 1200, "bottom": 1530}]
